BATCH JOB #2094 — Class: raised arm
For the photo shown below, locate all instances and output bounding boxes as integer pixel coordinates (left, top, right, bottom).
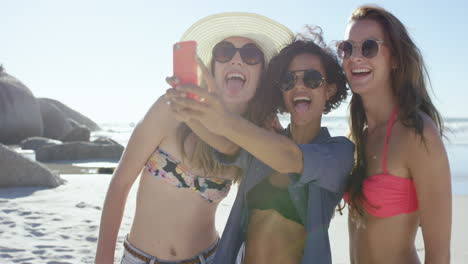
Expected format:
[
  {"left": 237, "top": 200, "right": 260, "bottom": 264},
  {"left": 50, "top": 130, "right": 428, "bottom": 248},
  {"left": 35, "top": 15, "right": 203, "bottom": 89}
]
[
  {"left": 168, "top": 85, "right": 354, "bottom": 192},
  {"left": 95, "top": 96, "right": 175, "bottom": 264},
  {"left": 165, "top": 87, "right": 239, "bottom": 155},
  {"left": 165, "top": 58, "right": 241, "bottom": 156},
  {"left": 167, "top": 85, "right": 302, "bottom": 173},
  {"left": 408, "top": 118, "right": 451, "bottom": 264},
  {"left": 188, "top": 119, "right": 241, "bottom": 155}
]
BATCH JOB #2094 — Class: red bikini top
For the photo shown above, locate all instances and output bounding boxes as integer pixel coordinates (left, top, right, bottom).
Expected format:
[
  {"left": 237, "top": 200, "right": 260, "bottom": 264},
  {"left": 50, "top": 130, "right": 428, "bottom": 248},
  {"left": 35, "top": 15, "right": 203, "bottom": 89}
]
[{"left": 344, "top": 108, "right": 418, "bottom": 218}]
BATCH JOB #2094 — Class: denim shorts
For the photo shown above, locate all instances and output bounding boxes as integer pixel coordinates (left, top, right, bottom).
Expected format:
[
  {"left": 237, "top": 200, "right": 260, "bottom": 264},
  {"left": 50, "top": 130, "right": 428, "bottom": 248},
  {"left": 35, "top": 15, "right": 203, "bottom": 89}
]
[{"left": 120, "top": 235, "right": 218, "bottom": 264}]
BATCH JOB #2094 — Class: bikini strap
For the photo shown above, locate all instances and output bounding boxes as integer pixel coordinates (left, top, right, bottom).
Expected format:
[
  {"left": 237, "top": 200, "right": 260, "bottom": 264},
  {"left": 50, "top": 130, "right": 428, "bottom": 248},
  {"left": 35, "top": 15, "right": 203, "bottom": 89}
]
[{"left": 382, "top": 107, "right": 397, "bottom": 174}]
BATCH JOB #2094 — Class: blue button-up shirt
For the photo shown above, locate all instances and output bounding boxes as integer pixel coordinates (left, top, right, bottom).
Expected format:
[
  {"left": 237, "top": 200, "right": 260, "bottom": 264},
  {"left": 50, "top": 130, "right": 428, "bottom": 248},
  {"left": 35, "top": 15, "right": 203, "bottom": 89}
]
[{"left": 213, "top": 127, "right": 354, "bottom": 264}]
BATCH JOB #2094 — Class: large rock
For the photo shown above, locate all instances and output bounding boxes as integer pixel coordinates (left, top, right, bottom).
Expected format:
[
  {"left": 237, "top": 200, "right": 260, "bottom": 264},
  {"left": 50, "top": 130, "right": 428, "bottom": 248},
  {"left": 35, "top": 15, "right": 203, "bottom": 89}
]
[
  {"left": 39, "top": 98, "right": 100, "bottom": 131},
  {"left": 92, "top": 136, "right": 121, "bottom": 146},
  {"left": 0, "top": 66, "right": 101, "bottom": 145},
  {"left": 20, "top": 137, "right": 63, "bottom": 151},
  {"left": 0, "top": 66, "right": 43, "bottom": 144},
  {"left": 60, "top": 120, "right": 91, "bottom": 142},
  {"left": 36, "top": 142, "right": 124, "bottom": 162},
  {"left": 37, "top": 98, "right": 73, "bottom": 140},
  {"left": 0, "top": 144, "right": 64, "bottom": 187}
]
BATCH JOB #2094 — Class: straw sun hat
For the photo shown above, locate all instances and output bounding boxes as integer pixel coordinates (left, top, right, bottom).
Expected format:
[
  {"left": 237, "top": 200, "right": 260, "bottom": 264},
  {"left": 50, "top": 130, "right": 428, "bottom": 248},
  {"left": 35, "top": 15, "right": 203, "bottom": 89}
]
[{"left": 180, "top": 12, "right": 294, "bottom": 67}]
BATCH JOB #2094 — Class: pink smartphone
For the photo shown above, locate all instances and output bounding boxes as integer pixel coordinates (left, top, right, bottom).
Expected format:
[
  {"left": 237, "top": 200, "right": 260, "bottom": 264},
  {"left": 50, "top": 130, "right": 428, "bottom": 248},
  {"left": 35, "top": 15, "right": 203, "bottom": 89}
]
[{"left": 173, "top": 40, "right": 198, "bottom": 100}]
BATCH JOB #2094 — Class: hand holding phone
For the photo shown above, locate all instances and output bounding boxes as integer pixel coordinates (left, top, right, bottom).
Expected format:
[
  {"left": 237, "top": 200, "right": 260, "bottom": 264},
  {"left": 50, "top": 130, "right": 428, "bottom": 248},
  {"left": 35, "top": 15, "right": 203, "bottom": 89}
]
[{"left": 173, "top": 40, "right": 199, "bottom": 100}]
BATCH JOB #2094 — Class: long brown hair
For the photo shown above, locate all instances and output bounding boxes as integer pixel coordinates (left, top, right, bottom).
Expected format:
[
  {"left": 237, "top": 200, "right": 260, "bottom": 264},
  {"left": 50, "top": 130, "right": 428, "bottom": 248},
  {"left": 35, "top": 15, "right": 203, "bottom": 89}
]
[{"left": 346, "top": 5, "right": 444, "bottom": 216}]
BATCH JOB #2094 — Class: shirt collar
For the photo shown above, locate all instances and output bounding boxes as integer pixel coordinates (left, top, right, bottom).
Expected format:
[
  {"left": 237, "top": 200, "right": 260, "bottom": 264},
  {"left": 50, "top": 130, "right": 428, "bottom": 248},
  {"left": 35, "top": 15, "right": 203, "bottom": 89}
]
[{"left": 282, "top": 125, "right": 331, "bottom": 144}]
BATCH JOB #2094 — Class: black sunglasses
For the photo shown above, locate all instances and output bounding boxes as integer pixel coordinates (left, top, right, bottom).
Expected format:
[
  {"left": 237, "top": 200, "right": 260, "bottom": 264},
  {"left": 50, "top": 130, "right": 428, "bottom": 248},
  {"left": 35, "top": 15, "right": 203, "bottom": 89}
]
[
  {"left": 337, "top": 39, "right": 385, "bottom": 59},
  {"left": 279, "top": 69, "right": 325, "bottom": 92},
  {"left": 212, "top": 41, "right": 264, "bottom": 65}
]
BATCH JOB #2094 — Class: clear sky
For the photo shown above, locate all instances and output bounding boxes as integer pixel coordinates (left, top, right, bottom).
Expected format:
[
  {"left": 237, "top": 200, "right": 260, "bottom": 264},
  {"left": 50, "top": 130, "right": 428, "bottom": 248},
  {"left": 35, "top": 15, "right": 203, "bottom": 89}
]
[{"left": 2, "top": 0, "right": 467, "bottom": 122}]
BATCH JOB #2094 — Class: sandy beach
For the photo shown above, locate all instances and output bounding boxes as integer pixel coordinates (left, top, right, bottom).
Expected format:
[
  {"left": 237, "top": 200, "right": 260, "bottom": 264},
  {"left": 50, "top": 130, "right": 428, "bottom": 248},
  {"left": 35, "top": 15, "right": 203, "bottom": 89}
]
[
  {"left": 0, "top": 169, "right": 467, "bottom": 264},
  {"left": 0, "top": 167, "right": 235, "bottom": 264}
]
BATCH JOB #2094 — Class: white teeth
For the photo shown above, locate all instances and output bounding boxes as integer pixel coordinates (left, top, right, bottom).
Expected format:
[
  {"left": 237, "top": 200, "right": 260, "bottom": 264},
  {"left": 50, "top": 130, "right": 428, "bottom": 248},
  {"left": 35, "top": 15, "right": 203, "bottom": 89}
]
[
  {"left": 352, "top": 68, "right": 371, "bottom": 73},
  {"left": 226, "top": 73, "right": 245, "bottom": 81},
  {"left": 293, "top": 96, "right": 311, "bottom": 102}
]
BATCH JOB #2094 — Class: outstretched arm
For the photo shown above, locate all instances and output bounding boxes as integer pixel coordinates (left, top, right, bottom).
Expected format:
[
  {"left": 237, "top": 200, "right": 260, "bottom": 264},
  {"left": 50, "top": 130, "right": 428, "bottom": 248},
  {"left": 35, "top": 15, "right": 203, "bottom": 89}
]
[
  {"left": 167, "top": 85, "right": 303, "bottom": 174},
  {"left": 168, "top": 85, "right": 354, "bottom": 192}
]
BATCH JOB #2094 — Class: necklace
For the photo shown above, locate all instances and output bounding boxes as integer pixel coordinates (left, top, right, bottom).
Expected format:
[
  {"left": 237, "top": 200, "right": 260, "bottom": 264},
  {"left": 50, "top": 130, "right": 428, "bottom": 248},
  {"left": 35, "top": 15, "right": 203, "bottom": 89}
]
[{"left": 364, "top": 128, "right": 378, "bottom": 161}]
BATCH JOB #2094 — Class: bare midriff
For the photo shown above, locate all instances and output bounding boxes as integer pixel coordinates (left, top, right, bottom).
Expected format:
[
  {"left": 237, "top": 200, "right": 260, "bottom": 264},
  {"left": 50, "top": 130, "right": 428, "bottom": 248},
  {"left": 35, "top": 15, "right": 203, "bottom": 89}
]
[
  {"left": 349, "top": 211, "right": 421, "bottom": 264},
  {"left": 127, "top": 170, "right": 219, "bottom": 261},
  {"left": 243, "top": 209, "right": 305, "bottom": 264}
]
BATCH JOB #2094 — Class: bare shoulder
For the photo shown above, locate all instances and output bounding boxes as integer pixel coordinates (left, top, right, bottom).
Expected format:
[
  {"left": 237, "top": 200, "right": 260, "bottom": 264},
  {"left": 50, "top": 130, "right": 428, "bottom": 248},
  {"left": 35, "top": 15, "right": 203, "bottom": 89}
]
[
  {"left": 403, "top": 112, "right": 443, "bottom": 150},
  {"left": 400, "top": 112, "right": 447, "bottom": 175},
  {"left": 141, "top": 95, "right": 179, "bottom": 131},
  {"left": 144, "top": 95, "right": 172, "bottom": 121},
  {"left": 130, "top": 95, "right": 180, "bottom": 149}
]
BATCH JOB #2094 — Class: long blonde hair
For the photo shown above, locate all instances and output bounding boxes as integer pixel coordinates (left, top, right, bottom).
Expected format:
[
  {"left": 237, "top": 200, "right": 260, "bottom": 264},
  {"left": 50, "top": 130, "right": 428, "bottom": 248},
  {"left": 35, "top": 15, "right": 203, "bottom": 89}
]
[
  {"left": 177, "top": 124, "right": 242, "bottom": 182},
  {"left": 176, "top": 59, "right": 243, "bottom": 182}
]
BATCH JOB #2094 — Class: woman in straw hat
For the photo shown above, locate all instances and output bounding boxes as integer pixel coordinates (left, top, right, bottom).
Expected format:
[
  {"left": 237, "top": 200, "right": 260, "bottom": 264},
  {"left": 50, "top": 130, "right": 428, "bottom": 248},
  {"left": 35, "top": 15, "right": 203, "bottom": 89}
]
[
  {"left": 340, "top": 5, "right": 451, "bottom": 263},
  {"left": 167, "top": 27, "right": 353, "bottom": 264},
  {"left": 95, "top": 12, "right": 293, "bottom": 264}
]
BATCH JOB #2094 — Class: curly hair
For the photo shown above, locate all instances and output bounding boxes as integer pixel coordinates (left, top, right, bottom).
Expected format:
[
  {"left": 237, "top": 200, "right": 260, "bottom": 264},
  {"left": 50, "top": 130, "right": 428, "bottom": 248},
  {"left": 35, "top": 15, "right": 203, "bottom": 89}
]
[{"left": 247, "top": 26, "right": 348, "bottom": 126}]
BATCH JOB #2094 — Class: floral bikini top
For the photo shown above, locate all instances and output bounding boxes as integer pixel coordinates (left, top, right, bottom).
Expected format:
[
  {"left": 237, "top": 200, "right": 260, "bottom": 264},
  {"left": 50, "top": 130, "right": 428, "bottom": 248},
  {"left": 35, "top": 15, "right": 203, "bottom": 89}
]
[{"left": 145, "top": 147, "right": 232, "bottom": 203}]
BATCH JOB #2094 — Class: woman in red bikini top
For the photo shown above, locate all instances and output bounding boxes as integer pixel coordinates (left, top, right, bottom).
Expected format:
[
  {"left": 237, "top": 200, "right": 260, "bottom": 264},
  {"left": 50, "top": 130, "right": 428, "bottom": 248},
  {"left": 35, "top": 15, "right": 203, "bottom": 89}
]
[{"left": 339, "top": 5, "right": 451, "bottom": 264}]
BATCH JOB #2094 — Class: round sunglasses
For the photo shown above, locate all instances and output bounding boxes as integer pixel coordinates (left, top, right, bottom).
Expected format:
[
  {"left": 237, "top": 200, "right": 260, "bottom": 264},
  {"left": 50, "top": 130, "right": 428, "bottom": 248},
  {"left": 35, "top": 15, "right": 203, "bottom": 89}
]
[
  {"left": 279, "top": 69, "right": 325, "bottom": 92},
  {"left": 337, "top": 39, "right": 385, "bottom": 59},
  {"left": 212, "top": 41, "right": 264, "bottom": 65}
]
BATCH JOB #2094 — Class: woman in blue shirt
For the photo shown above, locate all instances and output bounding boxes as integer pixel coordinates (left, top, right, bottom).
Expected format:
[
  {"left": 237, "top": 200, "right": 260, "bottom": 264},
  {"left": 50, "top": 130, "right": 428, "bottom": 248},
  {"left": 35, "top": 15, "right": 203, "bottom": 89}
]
[{"left": 167, "top": 29, "right": 354, "bottom": 264}]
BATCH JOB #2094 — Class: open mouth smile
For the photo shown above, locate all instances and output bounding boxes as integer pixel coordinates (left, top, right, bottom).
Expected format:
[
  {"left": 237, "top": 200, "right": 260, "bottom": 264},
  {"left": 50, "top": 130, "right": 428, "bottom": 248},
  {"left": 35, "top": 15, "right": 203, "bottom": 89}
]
[
  {"left": 224, "top": 72, "right": 246, "bottom": 96},
  {"left": 293, "top": 96, "right": 311, "bottom": 113}
]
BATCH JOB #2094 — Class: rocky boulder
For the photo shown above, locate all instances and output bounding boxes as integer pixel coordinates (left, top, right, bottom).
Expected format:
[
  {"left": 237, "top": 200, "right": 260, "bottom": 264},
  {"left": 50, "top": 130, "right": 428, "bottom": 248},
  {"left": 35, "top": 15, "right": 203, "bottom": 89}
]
[
  {"left": 0, "top": 66, "right": 101, "bottom": 145},
  {"left": 92, "top": 136, "right": 121, "bottom": 146},
  {"left": 39, "top": 98, "right": 100, "bottom": 131},
  {"left": 0, "top": 144, "right": 64, "bottom": 187},
  {"left": 60, "top": 120, "right": 91, "bottom": 142},
  {"left": 38, "top": 98, "right": 73, "bottom": 140},
  {"left": 36, "top": 142, "right": 124, "bottom": 162},
  {"left": 0, "top": 66, "right": 43, "bottom": 144},
  {"left": 20, "top": 137, "right": 63, "bottom": 151}
]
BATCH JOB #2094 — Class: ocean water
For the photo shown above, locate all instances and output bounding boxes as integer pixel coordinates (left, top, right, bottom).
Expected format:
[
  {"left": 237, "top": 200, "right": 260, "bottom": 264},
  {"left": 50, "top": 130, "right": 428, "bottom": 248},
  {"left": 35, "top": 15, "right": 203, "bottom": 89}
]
[{"left": 92, "top": 116, "right": 468, "bottom": 195}]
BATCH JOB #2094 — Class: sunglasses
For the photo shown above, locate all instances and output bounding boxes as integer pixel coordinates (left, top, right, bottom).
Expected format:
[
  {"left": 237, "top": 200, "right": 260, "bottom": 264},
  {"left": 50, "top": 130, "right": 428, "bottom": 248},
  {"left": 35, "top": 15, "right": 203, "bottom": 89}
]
[
  {"left": 212, "top": 41, "right": 264, "bottom": 65},
  {"left": 337, "top": 39, "right": 385, "bottom": 59},
  {"left": 279, "top": 69, "right": 325, "bottom": 92}
]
